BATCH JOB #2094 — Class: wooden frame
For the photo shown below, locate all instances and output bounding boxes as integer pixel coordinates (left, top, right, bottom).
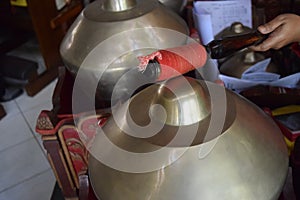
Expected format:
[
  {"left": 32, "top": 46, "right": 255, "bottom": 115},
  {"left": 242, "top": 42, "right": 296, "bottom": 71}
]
[{"left": 0, "top": 0, "right": 83, "bottom": 96}]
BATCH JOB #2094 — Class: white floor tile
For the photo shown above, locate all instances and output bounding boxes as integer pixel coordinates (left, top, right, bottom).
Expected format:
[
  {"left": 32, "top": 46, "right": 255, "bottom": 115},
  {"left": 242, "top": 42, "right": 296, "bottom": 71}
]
[
  {"left": 15, "top": 79, "right": 57, "bottom": 113},
  {"left": 0, "top": 112, "right": 33, "bottom": 152},
  {"left": 0, "top": 138, "right": 51, "bottom": 192},
  {"left": 34, "top": 135, "right": 47, "bottom": 156},
  {"left": 1, "top": 100, "right": 21, "bottom": 118},
  {"left": 0, "top": 169, "right": 55, "bottom": 200}
]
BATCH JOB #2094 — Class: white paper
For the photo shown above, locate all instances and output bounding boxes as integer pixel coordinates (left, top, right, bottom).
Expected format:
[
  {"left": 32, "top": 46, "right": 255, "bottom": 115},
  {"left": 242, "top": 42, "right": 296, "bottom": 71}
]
[
  {"left": 192, "top": 8, "right": 214, "bottom": 45},
  {"left": 193, "top": 0, "right": 252, "bottom": 42},
  {"left": 219, "top": 74, "right": 260, "bottom": 93},
  {"left": 242, "top": 72, "right": 281, "bottom": 82},
  {"left": 241, "top": 58, "right": 281, "bottom": 82},
  {"left": 269, "top": 73, "right": 300, "bottom": 88},
  {"left": 219, "top": 58, "right": 300, "bottom": 93}
]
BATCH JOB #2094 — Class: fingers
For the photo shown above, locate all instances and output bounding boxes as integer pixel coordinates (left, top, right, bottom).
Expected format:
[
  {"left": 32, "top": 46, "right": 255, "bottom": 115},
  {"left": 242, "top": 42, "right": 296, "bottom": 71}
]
[
  {"left": 252, "top": 14, "right": 290, "bottom": 51},
  {"left": 249, "top": 40, "right": 271, "bottom": 51},
  {"left": 250, "top": 34, "right": 284, "bottom": 51},
  {"left": 257, "top": 15, "right": 286, "bottom": 34},
  {"left": 251, "top": 14, "right": 300, "bottom": 52}
]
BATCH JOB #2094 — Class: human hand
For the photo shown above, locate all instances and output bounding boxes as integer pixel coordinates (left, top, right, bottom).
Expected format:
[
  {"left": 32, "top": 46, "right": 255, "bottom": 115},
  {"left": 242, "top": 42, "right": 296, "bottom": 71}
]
[{"left": 250, "top": 14, "right": 300, "bottom": 51}]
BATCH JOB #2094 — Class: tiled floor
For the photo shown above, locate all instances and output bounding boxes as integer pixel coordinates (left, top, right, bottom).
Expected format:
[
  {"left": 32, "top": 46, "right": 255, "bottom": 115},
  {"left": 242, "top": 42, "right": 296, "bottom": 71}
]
[{"left": 0, "top": 79, "right": 57, "bottom": 200}]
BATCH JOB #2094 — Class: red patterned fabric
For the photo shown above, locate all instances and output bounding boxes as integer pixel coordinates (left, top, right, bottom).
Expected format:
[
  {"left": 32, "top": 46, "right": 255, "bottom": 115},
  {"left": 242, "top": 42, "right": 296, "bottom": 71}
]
[
  {"left": 58, "top": 114, "right": 109, "bottom": 190},
  {"left": 61, "top": 127, "right": 88, "bottom": 176},
  {"left": 36, "top": 110, "right": 75, "bottom": 135},
  {"left": 77, "top": 115, "right": 109, "bottom": 150}
]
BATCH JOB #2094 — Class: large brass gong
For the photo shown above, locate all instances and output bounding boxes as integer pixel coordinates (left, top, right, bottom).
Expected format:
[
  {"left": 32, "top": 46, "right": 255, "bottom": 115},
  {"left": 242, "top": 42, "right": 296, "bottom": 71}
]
[{"left": 88, "top": 76, "right": 288, "bottom": 200}]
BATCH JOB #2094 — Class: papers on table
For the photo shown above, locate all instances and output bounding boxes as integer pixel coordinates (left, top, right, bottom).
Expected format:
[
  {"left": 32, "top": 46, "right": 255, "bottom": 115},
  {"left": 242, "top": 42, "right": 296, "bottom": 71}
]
[{"left": 219, "top": 58, "right": 300, "bottom": 93}]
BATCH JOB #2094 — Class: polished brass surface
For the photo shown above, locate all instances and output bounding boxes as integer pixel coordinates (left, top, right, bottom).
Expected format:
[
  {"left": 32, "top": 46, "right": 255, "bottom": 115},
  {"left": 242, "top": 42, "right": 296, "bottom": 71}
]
[
  {"left": 60, "top": 0, "right": 189, "bottom": 105},
  {"left": 219, "top": 49, "right": 279, "bottom": 78},
  {"left": 148, "top": 76, "right": 211, "bottom": 126},
  {"left": 159, "top": 0, "right": 187, "bottom": 14},
  {"left": 220, "top": 49, "right": 265, "bottom": 78},
  {"left": 88, "top": 77, "right": 289, "bottom": 200},
  {"left": 215, "top": 22, "right": 252, "bottom": 39},
  {"left": 103, "top": 0, "right": 137, "bottom": 11}
]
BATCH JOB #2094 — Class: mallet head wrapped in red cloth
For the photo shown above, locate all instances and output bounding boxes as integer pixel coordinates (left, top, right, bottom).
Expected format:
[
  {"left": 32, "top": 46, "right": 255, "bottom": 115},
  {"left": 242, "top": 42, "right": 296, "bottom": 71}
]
[
  {"left": 137, "top": 30, "right": 268, "bottom": 82},
  {"left": 137, "top": 42, "right": 207, "bottom": 81}
]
